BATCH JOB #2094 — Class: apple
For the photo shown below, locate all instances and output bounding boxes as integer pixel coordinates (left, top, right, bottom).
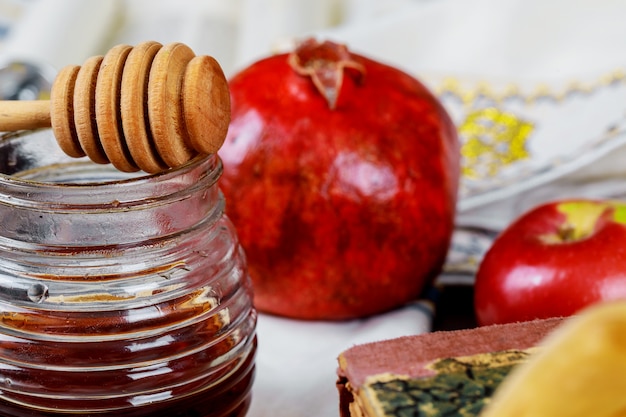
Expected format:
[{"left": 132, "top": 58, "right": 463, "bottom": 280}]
[
  {"left": 474, "top": 199, "right": 626, "bottom": 326},
  {"left": 218, "top": 39, "right": 460, "bottom": 320}
]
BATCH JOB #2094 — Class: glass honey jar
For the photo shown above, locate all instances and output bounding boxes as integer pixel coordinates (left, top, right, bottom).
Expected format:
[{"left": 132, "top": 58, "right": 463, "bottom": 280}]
[{"left": 0, "top": 129, "right": 257, "bottom": 416}]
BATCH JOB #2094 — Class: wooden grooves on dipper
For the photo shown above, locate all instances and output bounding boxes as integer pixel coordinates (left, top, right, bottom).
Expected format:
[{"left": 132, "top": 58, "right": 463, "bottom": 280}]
[{"left": 0, "top": 41, "right": 231, "bottom": 174}]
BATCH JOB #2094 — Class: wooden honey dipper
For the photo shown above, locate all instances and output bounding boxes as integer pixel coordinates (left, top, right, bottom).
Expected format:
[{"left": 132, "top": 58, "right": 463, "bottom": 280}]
[{"left": 0, "top": 41, "right": 230, "bottom": 174}]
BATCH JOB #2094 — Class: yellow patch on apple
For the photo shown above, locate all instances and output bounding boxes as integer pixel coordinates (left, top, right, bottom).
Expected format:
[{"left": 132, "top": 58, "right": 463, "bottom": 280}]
[{"left": 543, "top": 200, "right": 626, "bottom": 243}]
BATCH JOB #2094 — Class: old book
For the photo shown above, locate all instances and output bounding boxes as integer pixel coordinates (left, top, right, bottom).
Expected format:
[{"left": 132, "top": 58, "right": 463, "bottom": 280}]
[{"left": 336, "top": 317, "right": 563, "bottom": 417}]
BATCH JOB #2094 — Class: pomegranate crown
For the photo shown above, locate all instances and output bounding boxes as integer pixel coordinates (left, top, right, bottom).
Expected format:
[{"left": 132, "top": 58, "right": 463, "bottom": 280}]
[{"left": 288, "top": 38, "right": 366, "bottom": 109}]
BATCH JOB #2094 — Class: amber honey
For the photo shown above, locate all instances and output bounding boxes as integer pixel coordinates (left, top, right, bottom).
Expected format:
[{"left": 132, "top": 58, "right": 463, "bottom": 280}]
[
  {"left": 0, "top": 337, "right": 256, "bottom": 417},
  {"left": 0, "top": 130, "right": 257, "bottom": 416}
]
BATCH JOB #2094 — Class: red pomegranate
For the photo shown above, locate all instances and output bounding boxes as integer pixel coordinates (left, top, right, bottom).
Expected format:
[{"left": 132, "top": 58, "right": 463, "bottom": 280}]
[{"left": 219, "top": 39, "right": 459, "bottom": 320}]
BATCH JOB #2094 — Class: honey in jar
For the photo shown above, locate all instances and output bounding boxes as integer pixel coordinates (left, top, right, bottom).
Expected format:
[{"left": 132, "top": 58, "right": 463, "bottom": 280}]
[{"left": 0, "top": 129, "right": 257, "bottom": 416}]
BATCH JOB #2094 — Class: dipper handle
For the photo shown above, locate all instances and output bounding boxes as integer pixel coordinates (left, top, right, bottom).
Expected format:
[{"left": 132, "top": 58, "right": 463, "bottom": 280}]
[
  {"left": 0, "top": 100, "right": 51, "bottom": 131},
  {"left": 0, "top": 41, "right": 231, "bottom": 174}
]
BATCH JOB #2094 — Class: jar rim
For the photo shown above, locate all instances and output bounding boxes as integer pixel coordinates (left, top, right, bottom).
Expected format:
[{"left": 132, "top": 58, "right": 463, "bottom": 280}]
[{"left": 0, "top": 129, "right": 223, "bottom": 207}]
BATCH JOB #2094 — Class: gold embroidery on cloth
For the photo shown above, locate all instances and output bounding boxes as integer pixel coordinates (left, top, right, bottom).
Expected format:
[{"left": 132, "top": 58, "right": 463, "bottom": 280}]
[
  {"left": 436, "top": 70, "right": 626, "bottom": 105},
  {"left": 433, "top": 69, "right": 626, "bottom": 182},
  {"left": 460, "top": 108, "right": 533, "bottom": 179}
]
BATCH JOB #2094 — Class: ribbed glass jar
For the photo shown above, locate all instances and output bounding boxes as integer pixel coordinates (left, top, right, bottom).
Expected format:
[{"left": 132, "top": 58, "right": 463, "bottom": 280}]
[{"left": 0, "top": 129, "right": 257, "bottom": 416}]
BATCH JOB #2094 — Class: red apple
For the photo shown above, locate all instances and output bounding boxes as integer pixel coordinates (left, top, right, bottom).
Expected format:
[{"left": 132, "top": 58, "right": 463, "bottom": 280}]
[
  {"left": 219, "top": 39, "right": 459, "bottom": 320},
  {"left": 474, "top": 199, "right": 626, "bottom": 326}
]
